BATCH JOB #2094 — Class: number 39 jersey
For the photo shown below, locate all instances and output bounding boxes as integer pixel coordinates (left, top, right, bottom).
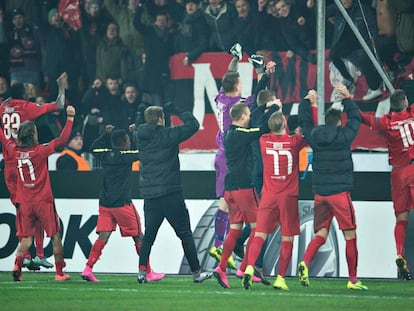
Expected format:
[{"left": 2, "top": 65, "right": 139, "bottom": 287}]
[
  {"left": 260, "top": 133, "right": 307, "bottom": 195},
  {"left": 360, "top": 106, "right": 414, "bottom": 167}
]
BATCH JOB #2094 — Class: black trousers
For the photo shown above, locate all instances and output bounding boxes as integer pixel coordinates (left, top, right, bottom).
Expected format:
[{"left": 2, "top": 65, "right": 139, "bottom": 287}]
[
  {"left": 359, "top": 35, "right": 398, "bottom": 90},
  {"left": 139, "top": 191, "right": 201, "bottom": 273},
  {"left": 329, "top": 38, "right": 361, "bottom": 83}
]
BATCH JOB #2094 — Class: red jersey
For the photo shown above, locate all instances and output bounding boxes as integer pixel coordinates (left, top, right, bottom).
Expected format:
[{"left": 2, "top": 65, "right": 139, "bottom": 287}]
[
  {"left": 0, "top": 99, "right": 58, "bottom": 162},
  {"left": 0, "top": 119, "right": 73, "bottom": 204},
  {"left": 260, "top": 132, "right": 307, "bottom": 195},
  {"left": 361, "top": 106, "right": 414, "bottom": 167}
]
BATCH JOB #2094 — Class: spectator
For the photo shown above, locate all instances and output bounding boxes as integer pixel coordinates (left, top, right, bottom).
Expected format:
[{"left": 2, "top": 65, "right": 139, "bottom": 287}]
[
  {"left": 103, "top": 0, "right": 151, "bottom": 87},
  {"left": 133, "top": 7, "right": 175, "bottom": 108},
  {"left": 146, "top": 0, "right": 184, "bottom": 23},
  {"left": 298, "top": 86, "right": 367, "bottom": 290},
  {"left": 122, "top": 82, "right": 141, "bottom": 128},
  {"left": 174, "top": 0, "right": 209, "bottom": 66},
  {"left": 233, "top": 0, "right": 262, "bottom": 56},
  {"left": 79, "top": 0, "right": 113, "bottom": 87},
  {"left": 81, "top": 125, "right": 164, "bottom": 283},
  {"left": 81, "top": 75, "right": 129, "bottom": 150},
  {"left": 5, "top": 0, "right": 40, "bottom": 27},
  {"left": 135, "top": 106, "right": 211, "bottom": 284},
  {"left": 41, "top": 8, "right": 82, "bottom": 107},
  {"left": 96, "top": 21, "right": 134, "bottom": 83},
  {"left": 202, "top": 0, "right": 238, "bottom": 52},
  {"left": 56, "top": 131, "right": 91, "bottom": 171},
  {"left": 0, "top": 7, "right": 9, "bottom": 79},
  {"left": 7, "top": 8, "right": 42, "bottom": 86},
  {"left": 327, "top": 0, "right": 377, "bottom": 94},
  {"left": 361, "top": 1, "right": 414, "bottom": 101},
  {"left": 274, "top": 0, "right": 317, "bottom": 64},
  {"left": 257, "top": 0, "right": 289, "bottom": 52},
  {"left": 0, "top": 75, "right": 9, "bottom": 100},
  {"left": 0, "top": 105, "right": 76, "bottom": 282}
]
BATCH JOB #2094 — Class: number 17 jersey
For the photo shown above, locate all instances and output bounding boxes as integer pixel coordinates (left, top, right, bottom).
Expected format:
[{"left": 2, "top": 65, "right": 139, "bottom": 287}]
[{"left": 260, "top": 133, "right": 307, "bottom": 196}]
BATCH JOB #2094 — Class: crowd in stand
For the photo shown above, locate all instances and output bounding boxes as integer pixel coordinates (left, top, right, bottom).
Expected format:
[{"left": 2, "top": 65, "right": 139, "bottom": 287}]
[{"left": 0, "top": 0, "right": 413, "bottom": 160}]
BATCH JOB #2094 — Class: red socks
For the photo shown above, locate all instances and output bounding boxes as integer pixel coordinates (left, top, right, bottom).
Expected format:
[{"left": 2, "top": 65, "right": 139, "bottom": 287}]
[
  {"left": 394, "top": 220, "right": 408, "bottom": 256},
  {"left": 303, "top": 235, "right": 326, "bottom": 266},
  {"left": 239, "top": 228, "right": 256, "bottom": 272},
  {"left": 278, "top": 240, "right": 293, "bottom": 277},
  {"left": 246, "top": 236, "right": 265, "bottom": 267},
  {"left": 219, "top": 228, "right": 241, "bottom": 272},
  {"left": 34, "top": 223, "right": 45, "bottom": 258},
  {"left": 345, "top": 238, "right": 358, "bottom": 284},
  {"left": 86, "top": 239, "right": 105, "bottom": 268},
  {"left": 55, "top": 259, "right": 66, "bottom": 276}
]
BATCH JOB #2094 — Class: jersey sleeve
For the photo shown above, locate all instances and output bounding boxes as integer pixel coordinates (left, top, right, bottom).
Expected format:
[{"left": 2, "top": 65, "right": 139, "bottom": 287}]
[
  {"left": 24, "top": 102, "right": 58, "bottom": 120},
  {"left": 359, "top": 110, "right": 387, "bottom": 131}
]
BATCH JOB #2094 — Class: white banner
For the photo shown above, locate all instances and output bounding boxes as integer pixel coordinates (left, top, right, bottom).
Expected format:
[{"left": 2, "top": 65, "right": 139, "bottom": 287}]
[{"left": 0, "top": 199, "right": 396, "bottom": 278}]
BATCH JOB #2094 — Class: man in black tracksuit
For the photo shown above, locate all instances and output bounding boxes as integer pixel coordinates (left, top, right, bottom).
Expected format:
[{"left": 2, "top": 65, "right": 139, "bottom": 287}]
[{"left": 135, "top": 106, "right": 210, "bottom": 283}]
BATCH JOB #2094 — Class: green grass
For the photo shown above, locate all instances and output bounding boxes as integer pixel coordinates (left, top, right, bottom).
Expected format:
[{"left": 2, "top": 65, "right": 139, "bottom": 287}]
[{"left": 1, "top": 272, "right": 413, "bottom": 311}]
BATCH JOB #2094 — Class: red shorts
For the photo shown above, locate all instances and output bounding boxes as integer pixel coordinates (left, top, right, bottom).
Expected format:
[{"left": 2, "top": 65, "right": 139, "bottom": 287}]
[
  {"left": 314, "top": 192, "right": 356, "bottom": 232},
  {"left": 17, "top": 201, "right": 60, "bottom": 238},
  {"left": 224, "top": 188, "right": 258, "bottom": 224},
  {"left": 96, "top": 203, "right": 142, "bottom": 237},
  {"left": 256, "top": 192, "right": 300, "bottom": 236},
  {"left": 391, "top": 164, "right": 414, "bottom": 217}
]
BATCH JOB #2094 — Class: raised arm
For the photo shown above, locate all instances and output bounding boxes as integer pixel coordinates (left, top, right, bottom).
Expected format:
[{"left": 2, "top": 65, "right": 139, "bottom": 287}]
[
  {"left": 91, "top": 125, "right": 113, "bottom": 154},
  {"left": 55, "top": 72, "right": 68, "bottom": 110},
  {"left": 299, "top": 89, "right": 317, "bottom": 144},
  {"left": 335, "top": 85, "right": 361, "bottom": 142},
  {"left": 168, "top": 111, "right": 200, "bottom": 144},
  {"left": 51, "top": 105, "right": 75, "bottom": 150}
]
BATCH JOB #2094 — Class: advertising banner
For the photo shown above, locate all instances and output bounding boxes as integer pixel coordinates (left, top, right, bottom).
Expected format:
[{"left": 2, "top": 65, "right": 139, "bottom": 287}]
[{"left": 0, "top": 199, "right": 401, "bottom": 278}]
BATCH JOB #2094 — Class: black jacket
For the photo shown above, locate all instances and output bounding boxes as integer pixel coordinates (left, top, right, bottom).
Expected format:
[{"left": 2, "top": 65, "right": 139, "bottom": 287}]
[
  {"left": 135, "top": 112, "right": 199, "bottom": 198},
  {"left": 91, "top": 132, "right": 140, "bottom": 207},
  {"left": 299, "top": 99, "right": 361, "bottom": 196},
  {"left": 224, "top": 105, "right": 279, "bottom": 191},
  {"left": 174, "top": 9, "right": 209, "bottom": 62}
]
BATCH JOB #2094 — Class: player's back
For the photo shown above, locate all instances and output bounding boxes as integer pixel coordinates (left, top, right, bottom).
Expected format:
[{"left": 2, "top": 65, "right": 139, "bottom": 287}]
[
  {"left": 260, "top": 133, "right": 307, "bottom": 195},
  {"left": 14, "top": 143, "right": 55, "bottom": 204},
  {"left": 1, "top": 99, "right": 57, "bottom": 143},
  {"left": 383, "top": 107, "right": 414, "bottom": 166}
]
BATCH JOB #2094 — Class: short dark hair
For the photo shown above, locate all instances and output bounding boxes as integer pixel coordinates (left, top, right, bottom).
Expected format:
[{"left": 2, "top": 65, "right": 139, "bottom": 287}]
[
  {"left": 268, "top": 111, "right": 285, "bottom": 133},
  {"left": 257, "top": 90, "right": 275, "bottom": 106},
  {"left": 230, "top": 103, "right": 248, "bottom": 121},
  {"left": 17, "top": 121, "right": 36, "bottom": 148},
  {"left": 123, "top": 82, "right": 137, "bottom": 91},
  {"left": 324, "top": 108, "right": 342, "bottom": 126},
  {"left": 106, "top": 73, "right": 120, "bottom": 81},
  {"left": 10, "top": 83, "right": 26, "bottom": 99},
  {"left": 221, "top": 72, "right": 240, "bottom": 93},
  {"left": 144, "top": 106, "right": 164, "bottom": 125},
  {"left": 111, "top": 129, "right": 128, "bottom": 149},
  {"left": 390, "top": 89, "right": 407, "bottom": 112}
]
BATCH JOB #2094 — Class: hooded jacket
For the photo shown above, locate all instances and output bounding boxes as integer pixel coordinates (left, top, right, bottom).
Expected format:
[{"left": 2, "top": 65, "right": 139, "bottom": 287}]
[
  {"left": 135, "top": 112, "right": 199, "bottom": 198},
  {"left": 299, "top": 99, "right": 361, "bottom": 196}
]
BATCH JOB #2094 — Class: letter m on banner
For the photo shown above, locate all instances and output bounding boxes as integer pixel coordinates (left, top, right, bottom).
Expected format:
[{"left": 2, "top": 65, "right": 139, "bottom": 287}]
[{"left": 170, "top": 52, "right": 254, "bottom": 151}]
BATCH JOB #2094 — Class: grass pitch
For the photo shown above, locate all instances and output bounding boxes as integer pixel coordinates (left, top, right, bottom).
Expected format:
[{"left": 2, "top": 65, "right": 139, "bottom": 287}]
[{"left": 1, "top": 272, "right": 413, "bottom": 311}]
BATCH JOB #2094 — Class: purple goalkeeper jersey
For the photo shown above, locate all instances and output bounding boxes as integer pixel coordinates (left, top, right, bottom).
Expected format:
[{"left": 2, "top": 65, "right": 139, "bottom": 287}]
[{"left": 215, "top": 88, "right": 254, "bottom": 148}]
